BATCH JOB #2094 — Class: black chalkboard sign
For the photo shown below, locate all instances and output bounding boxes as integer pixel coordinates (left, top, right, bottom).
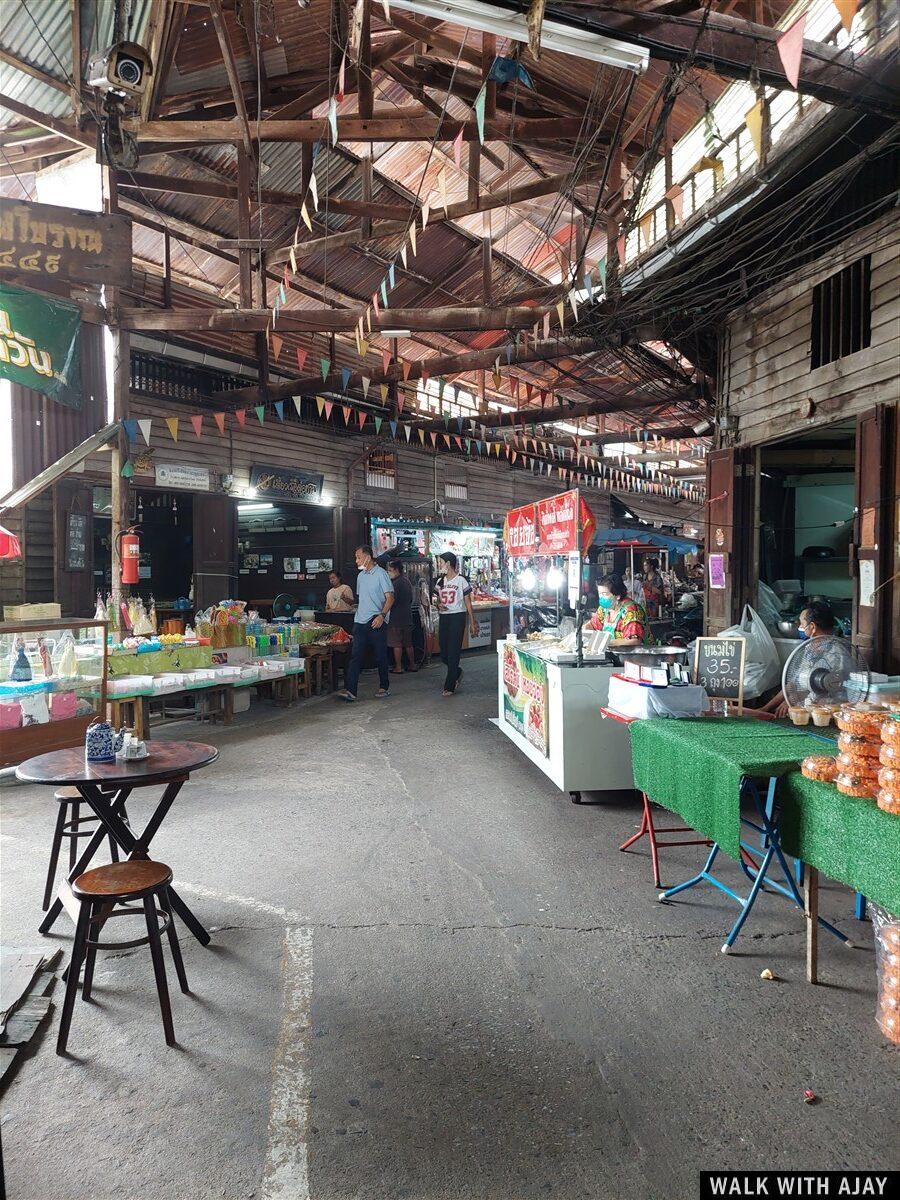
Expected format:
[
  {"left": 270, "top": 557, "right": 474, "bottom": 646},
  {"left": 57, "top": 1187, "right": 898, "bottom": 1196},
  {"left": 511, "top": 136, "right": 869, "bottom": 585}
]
[
  {"left": 66, "top": 510, "right": 88, "bottom": 571},
  {"left": 693, "top": 636, "right": 746, "bottom": 706}
]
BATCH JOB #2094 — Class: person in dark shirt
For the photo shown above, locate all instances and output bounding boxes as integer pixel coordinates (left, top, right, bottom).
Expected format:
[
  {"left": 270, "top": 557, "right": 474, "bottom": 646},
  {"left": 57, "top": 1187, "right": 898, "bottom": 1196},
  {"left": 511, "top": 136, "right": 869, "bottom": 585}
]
[{"left": 387, "top": 560, "right": 417, "bottom": 673}]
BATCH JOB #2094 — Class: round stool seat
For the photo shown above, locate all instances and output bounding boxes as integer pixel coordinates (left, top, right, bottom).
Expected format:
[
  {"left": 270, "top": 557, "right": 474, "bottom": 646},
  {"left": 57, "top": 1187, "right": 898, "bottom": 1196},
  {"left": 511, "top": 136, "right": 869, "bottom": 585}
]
[
  {"left": 73, "top": 860, "right": 173, "bottom": 900},
  {"left": 54, "top": 786, "right": 81, "bottom": 803}
]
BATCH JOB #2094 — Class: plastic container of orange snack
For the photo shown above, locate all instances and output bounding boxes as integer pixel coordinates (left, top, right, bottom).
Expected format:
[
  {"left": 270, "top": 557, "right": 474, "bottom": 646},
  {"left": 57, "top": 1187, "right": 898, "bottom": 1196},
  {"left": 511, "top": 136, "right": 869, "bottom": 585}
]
[
  {"left": 836, "top": 706, "right": 886, "bottom": 737},
  {"left": 881, "top": 716, "right": 900, "bottom": 747},
  {"left": 880, "top": 743, "right": 900, "bottom": 768},
  {"left": 836, "top": 751, "right": 879, "bottom": 779},
  {"left": 876, "top": 789, "right": 900, "bottom": 815},
  {"left": 836, "top": 730, "right": 881, "bottom": 758},
  {"left": 878, "top": 765, "right": 900, "bottom": 795},
  {"left": 834, "top": 772, "right": 877, "bottom": 799},
  {"left": 800, "top": 756, "right": 838, "bottom": 782}
]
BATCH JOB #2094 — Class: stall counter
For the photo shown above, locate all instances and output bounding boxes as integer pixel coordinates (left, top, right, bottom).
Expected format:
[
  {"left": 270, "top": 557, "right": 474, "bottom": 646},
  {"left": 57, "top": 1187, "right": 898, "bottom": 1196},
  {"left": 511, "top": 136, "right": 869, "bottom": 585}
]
[{"left": 494, "top": 638, "right": 634, "bottom": 800}]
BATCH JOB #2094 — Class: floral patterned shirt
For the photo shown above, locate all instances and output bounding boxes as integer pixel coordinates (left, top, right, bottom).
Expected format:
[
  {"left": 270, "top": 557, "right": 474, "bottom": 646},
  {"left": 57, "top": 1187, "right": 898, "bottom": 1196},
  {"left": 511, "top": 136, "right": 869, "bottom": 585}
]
[{"left": 589, "top": 598, "right": 650, "bottom": 643}]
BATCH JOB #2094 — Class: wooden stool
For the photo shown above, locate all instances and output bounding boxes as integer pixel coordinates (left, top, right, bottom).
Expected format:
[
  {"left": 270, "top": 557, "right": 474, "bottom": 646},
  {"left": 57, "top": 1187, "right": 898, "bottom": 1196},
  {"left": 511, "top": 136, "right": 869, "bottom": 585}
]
[
  {"left": 43, "top": 787, "right": 125, "bottom": 912},
  {"left": 56, "top": 860, "right": 188, "bottom": 1056},
  {"left": 303, "top": 647, "right": 333, "bottom": 694}
]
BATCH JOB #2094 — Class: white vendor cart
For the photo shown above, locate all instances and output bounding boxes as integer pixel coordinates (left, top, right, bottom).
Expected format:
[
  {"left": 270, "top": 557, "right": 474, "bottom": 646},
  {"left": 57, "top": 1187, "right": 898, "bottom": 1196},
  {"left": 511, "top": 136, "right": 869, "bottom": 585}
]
[{"left": 494, "top": 490, "right": 635, "bottom": 802}]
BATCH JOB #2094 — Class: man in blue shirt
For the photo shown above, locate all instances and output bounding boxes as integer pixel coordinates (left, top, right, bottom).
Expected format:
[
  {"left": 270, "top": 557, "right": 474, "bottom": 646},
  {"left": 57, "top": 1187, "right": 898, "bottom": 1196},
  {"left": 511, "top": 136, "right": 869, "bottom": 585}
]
[{"left": 339, "top": 545, "right": 394, "bottom": 702}]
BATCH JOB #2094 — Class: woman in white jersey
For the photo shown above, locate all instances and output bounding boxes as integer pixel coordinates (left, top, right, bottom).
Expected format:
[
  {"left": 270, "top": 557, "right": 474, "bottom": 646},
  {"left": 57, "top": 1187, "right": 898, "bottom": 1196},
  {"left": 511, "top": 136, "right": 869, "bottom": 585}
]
[{"left": 434, "top": 551, "right": 478, "bottom": 696}]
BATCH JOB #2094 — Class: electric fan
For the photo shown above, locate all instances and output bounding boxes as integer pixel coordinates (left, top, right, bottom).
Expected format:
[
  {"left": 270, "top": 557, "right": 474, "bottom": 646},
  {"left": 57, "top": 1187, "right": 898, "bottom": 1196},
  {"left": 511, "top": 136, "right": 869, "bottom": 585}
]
[
  {"left": 272, "top": 593, "right": 300, "bottom": 619},
  {"left": 781, "top": 636, "right": 870, "bottom": 710}
]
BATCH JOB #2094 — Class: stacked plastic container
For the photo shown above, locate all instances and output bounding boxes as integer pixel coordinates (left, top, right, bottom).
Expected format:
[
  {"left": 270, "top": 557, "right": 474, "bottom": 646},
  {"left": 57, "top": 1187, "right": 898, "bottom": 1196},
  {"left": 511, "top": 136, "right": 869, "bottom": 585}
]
[
  {"left": 878, "top": 713, "right": 900, "bottom": 815},
  {"left": 872, "top": 906, "right": 900, "bottom": 1045},
  {"left": 832, "top": 704, "right": 886, "bottom": 799}
]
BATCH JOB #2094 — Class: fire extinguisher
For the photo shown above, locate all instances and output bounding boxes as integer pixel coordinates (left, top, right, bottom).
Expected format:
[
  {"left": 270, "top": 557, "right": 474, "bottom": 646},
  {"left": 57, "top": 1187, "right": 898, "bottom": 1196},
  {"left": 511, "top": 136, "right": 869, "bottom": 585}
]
[{"left": 117, "top": 526, "right": 142, "bottom": 585}]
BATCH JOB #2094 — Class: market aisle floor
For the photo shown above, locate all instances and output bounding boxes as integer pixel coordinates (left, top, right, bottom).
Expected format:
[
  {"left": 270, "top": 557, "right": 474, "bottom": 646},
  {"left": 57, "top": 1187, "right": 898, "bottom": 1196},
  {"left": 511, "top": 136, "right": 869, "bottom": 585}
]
[{"left": 2, "top": 654, "right": 897, "bottom": 1200}]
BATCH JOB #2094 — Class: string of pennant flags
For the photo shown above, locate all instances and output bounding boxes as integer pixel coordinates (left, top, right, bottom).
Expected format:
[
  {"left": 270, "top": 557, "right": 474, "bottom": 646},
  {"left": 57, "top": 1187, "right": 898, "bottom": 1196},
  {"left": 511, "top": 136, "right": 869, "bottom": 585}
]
[{"left": 117, "top": 405, "right": 705, "bottom": 505}]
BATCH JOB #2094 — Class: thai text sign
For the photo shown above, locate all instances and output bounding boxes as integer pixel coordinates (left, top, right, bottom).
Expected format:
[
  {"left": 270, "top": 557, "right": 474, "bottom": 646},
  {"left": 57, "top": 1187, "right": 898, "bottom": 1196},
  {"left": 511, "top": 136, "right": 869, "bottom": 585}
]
[
  {"left": 0, "top": 282, "right": 81, "bottom": 408},
  {"left": 502, "top": 643, "right": 550, "bottom": 756},
  {"left": 0, "top": 198, "right": 132, "bottom": 288},
  {"left": 504, "top": 490, "right": 595, "bottom": 557},
  {"left": 250, "top": 464, "right": 325, "bottom": 503}
]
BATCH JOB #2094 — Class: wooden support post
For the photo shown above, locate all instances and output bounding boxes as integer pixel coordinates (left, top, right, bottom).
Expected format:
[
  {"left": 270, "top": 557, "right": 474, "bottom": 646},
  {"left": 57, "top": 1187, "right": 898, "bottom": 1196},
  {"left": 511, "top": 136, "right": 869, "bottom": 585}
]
[
  {"left": 482, "top": 212, "right": 492, "bottom": 305},
  {"left": 664, "top": 120, "right": 674, "bottom": 234},
  {"left": 256, "top": 248, "right": 270, "bottom": 396},
  {"left": 482, "top": 33, "right": 496, "bottom": 120},
  {"left": 361, "top": 153, "right": 373, "bottom": 240},
  {"left": 104, "top": 170, "right": 130, "bottom": 632},
  {"left": 358, "top": 1, "right": 373, "bottom": 120},
  {"left": 467, "top": 140, "right": 480, "bottom": 208},
  {"left": 236, "top": 147, "right": 253, "bottom": 308},
  {"left": 805, "top": 865, "right": 819, "bottom": 984},
  {"left": 163, "top": 230, "right": 172, "bottom": 308},
  {"left": 70, "top": 0, "right": 82, "bottom": 123}
]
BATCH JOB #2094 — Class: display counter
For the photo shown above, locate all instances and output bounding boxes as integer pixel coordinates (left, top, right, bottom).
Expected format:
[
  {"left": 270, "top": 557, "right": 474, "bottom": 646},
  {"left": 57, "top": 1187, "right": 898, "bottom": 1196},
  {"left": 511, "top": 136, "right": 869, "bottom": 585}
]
[{"left": 494, "top": 638, "right": 634, "bottom": 800}]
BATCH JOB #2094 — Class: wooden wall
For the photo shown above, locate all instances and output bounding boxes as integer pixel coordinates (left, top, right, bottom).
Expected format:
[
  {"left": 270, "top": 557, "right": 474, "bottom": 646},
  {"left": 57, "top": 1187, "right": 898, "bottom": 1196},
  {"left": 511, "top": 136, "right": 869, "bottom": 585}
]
[{"left": 722, "top": 210, "right": 899, "bottom": 446}]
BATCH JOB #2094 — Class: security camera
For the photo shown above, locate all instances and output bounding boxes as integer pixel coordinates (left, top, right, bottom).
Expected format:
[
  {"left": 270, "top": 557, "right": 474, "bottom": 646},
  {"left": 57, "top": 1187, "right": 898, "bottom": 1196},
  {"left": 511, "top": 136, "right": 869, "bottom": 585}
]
[{"left": 87, "top": 41, "right": 153, "bottom": 99}]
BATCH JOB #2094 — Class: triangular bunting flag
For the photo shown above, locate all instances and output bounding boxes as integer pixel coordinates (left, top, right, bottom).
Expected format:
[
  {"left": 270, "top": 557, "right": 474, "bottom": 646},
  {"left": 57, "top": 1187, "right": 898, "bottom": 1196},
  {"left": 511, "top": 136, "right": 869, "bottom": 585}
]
[
  {"left": 165, "top": 416, "right": 179, "bottom": 442},
  {"left": 341, "top": 367, "right": 352, "bottom": 391},
  {"left": 121, "top": 458, "right": 134, "bottom": 478},
  {"left": 214, "top": 412, "right": 226, "bottom": 435},
  {"left": 744, "top": 101, "right": 764, "bottom": 161},
  {"left": 402, "top": 360, "right": 411, "bottom": 381},
  {"left": 474, "top": 83, "right": 487, "bottom": 145},
  {"left": 405, "top": 424, "right": 412, "bottom": 441},
  {"left": 343, "top": 406, "right": 352, "bottom": 425},
  {"left": 374, "top": 416, "right": 383, "bottom": 433},
  {"left": 137, "top": 418, "right": 152, "bottom": 445},
  {"left": 122, "top": 418, "right": 139, "bottom": 442},
  {"left": 300, "top": 201, "right": 312, "bottom": 232},
  {"left": 556, "top": 300, "right": 565, "bottom": 329},
  {"left": 380, "top": 384, "right": 389, "bottom": 402},
  {"left": 358, "top": 410, "right": 367, "bottom": 429},
  {"left": 777, "top": 14, "right": 806, "bottom": 90},
  {"left": 390, "top": 420, "right": 398, "bottom": 437},
  {"left": 421, "top": 201, "right": 430, "bottom": 230},
  {"left": 337, "top": 55, "right": 346, "bottom": 102},
  {"left": 328, "top": 97, "right": 339, "bottom": 143},
  {"left": 271, "top": 334, "right": 283, "bottom": 361},
  {"left": 320, "top": 357, "right": 331, "bottom": 381},
  {"left": 833, "top": 0, "right": 858, "bottom": 32},
  {"left": 453, "top": 127, "right": 464, "bottom": 171},
  {"left": 409, "top": 225, "right": 417, "bottom": 255},
  {"left": 382, "top": 349, "right": 391, "bottom": 374},
  {"left": 294, "top": 397, "right": 304, "bottom": 418},
  {"left": 543, "top": 311, "right": 551, "bottom": 339},
  {"left": 324, "top": 400, "right": 334, "bottom": 420},
  {"left": 274, "top": 400, "right": 285, "bottom": 422},
  {"left": 401, "top": 244, "right": 408, "bottom": 269},
  {"left": 316, "top": 396, "right": 325, "bottom": 417},
  {"left": 235, "top": 409, "right": 246, "bottom": 428},
  {"left": 310, "top": 172, "right": 319, "bottom": 212},
  {"left": 254, "top": 405, "right": 265, "bottom": 424},
  {"left": 388, "top": 263, "right": 396, "bottom": 290},
  {"left": 380, "top": 280, "right": 388, "bottom": 307},
  {"left": 430, "top": 431, "right": 437, "bottom": 447},
  {"left": 361, "top": 377, "right": 371, "bottom": 398},
  {"left": 296, "top": 347, "right": 308, "bottom": 373}
]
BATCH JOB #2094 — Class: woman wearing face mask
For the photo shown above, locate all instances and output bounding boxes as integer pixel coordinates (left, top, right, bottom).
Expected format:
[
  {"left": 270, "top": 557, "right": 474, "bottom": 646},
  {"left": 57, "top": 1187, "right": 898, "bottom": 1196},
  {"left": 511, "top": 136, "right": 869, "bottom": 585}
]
[{"left": 585, "top": 572, "right": 650, "bottom": 648}]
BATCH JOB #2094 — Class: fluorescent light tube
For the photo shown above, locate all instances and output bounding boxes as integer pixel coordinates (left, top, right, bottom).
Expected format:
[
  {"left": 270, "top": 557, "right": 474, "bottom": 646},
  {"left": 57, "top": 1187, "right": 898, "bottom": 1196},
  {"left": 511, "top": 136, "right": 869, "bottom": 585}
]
[{"left": 389, "top": 0, "right": 649, "bottom": 72}]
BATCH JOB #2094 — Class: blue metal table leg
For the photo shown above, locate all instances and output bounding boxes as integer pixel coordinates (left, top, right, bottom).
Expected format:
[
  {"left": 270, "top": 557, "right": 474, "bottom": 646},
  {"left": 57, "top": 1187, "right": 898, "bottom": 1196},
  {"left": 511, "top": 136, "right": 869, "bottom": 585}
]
[
  {"left": 855, "top": 893, "right": 867, "bottom": 921},
  {"left": 658, "top": 843, "right": 720, "bottom": 901},
  {"left": 722, "top": 842, "right": 777, "bottom": 953}
]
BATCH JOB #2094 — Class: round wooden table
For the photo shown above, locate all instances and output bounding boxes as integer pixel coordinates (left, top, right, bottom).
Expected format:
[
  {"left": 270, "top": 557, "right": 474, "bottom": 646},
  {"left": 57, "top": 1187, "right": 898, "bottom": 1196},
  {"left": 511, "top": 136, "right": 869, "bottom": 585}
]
[{"left": 18, "top": 741, "right": 218, "bottom": 944}]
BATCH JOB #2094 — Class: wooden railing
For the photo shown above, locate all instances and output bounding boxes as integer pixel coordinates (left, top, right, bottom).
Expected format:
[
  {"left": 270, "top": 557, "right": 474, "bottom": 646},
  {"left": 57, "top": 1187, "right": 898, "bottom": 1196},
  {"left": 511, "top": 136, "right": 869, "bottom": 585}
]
[{"left": 130, "top": 350, "right": 248, "bottom": 404}]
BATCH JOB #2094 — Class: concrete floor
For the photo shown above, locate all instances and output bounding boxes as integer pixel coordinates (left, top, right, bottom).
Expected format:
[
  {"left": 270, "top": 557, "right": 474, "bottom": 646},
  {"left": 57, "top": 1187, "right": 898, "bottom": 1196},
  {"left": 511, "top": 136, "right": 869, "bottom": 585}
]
[{"left": 1, "top": 653, "right": 897, "bottom": 1200}]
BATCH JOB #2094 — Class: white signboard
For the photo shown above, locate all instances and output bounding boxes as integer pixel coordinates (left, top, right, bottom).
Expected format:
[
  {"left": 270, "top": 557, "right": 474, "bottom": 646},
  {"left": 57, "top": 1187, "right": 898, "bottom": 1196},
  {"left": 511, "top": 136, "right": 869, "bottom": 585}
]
[
  {"left": 468, "top": 610, "right": 493, "bottom": 648},
  {"left": 155, "top": 462, "right": 211, "bottom": 491}
]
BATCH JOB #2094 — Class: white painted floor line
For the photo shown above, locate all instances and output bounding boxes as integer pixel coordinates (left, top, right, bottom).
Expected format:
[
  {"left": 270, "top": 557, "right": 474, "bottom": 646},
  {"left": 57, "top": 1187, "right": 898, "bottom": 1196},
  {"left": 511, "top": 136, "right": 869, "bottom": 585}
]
[{"left": 262, "top": 926, "right": 313, "bottom": 1200}]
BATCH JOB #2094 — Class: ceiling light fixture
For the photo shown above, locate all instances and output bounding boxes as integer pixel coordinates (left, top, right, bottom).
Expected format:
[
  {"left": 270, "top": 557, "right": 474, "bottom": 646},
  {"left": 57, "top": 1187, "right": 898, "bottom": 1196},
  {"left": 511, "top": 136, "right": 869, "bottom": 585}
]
[{"left": 388, "top": 0, "right": 650, "bottom": 71}]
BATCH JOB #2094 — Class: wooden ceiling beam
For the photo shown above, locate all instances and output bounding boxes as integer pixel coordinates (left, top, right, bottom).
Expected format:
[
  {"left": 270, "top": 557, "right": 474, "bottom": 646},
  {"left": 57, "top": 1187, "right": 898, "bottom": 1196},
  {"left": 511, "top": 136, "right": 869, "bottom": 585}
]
[
  {"left": 115, "top": 169, "right": 410, "bottom": 220},
  {"left": 0, "top": 46, "right": 70, "bottom": 96},
  {"left": 0, "top": 92, "right": 94, "bottom": 148},
  {"left": 119, "top": 302, "right": 555, "bottom": 333},
  {"left": 127, "top": 113, "right": 594, "bottom": 145},
  {"left": 269, "top": 31, "right": 417, "bottom": 120}
]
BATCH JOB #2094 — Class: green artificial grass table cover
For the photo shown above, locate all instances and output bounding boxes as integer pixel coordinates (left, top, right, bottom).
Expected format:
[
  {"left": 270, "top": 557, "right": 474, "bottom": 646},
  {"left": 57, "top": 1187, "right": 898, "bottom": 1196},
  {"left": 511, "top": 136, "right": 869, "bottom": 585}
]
[
  {"left": 108, "top": 645, "right": 213, "bottom": 677},
  {"left": 780, "top": 773, "right": 900, "bottom": 914},
  {"left": 629, "top": 718, "right": 837, "bottom": 858}
]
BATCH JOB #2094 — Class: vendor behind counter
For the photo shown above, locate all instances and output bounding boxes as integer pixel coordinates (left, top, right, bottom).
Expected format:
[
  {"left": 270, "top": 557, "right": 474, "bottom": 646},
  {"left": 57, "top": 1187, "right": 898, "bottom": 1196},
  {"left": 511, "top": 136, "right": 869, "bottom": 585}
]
[{"left": 585, "top": 572, "right": 651, "bottom": 649}]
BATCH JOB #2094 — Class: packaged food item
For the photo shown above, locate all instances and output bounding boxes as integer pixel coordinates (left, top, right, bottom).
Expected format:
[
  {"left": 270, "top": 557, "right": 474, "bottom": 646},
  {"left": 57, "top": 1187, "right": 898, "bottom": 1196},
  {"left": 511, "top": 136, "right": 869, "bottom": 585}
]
[
  {"left": 876, "top": 790, "right": 900, "bottom": 815},
  {"left": 881, "top": 716, "right": 900, "bottom": 747},
  {"left": 808, "top": 705, "right": 833, "bottom": 727},
  {"left": 834, "top": 772, "right": 877, "bottom": 799},
  {"left": 788, "top": 705, "right": 810, "bottom": 726},
  {"left": 836, "top": 751, "right": 879, "bottom": 779},
  {"left": 877, "top": 765, "right": 900, "bottom": 795},
  {"left": 836, "top": 706, "right": 885, "bottom": 737},
  {"left": 871, "top": 906, "right": 900, "bottom": 1045},
  {"left": 836, "top": 730, "right": 881, "bottom": 757},
  {"left": 880, "top": 743, "right": 900, "bottom": 768},
  {"left": 800, "top": 756, "right": 838, "bottom": 782}
]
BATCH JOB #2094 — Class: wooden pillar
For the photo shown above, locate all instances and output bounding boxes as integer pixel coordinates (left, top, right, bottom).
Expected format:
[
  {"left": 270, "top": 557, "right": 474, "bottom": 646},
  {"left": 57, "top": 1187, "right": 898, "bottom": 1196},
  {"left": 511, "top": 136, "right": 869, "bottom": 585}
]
[
  {"left": 482, "top": 213, "right": 492, "bottom": 305},
  {"left": 804, "top": 866, "right": 819, "bottom": 984},
  {"left": 256, "top": 248, "right": 270, "bottom": 396},
  {"left": 467, "top": 141, "right": 481, "bottom": 208},
  {"left": 361, "top": 153, "right": 373, "bottom": 240},
  {"left": 301, "top": 142, "right": 313, "bottom": 197},
  {"left": 664, "top": 120, "right": 674, "bottom": 235},
  {"left": 163, "top": 230, "right": 172, "bottom": 308},
  {"left": 482, "top": 33, "right": 496, "bottom": 119},
  {"left": 236, "top": 147, "right": 253, "bottom": 308},
  {"left": 358, "top": 0, "right": 373, "bottom": 119},
  {"left": 105, "top": 170, "right": 130, "bottom": 629}
]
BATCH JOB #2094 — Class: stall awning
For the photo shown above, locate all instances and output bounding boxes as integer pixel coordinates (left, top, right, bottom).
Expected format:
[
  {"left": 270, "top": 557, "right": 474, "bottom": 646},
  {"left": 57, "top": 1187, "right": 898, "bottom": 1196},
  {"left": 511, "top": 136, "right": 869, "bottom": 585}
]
[
  {"left": 595, "top": 526, "right": 700, "bottom": 555},
  {"left": 0, "top": 422, "right": 119, "bottom": 516}
]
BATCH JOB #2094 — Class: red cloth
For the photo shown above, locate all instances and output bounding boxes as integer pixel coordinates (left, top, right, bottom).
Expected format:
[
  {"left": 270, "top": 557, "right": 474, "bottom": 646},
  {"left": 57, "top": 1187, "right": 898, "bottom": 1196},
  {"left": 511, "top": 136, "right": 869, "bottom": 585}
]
[{"left": 0, "top": 524, "right": 21, "bottom": 559}]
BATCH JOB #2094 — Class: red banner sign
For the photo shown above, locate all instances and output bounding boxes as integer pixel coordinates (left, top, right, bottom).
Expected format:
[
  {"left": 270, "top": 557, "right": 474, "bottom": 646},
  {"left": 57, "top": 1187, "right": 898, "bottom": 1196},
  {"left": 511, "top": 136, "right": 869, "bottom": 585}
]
[{"left": 504, "top": 490, "right": 595, "bottom": 557}]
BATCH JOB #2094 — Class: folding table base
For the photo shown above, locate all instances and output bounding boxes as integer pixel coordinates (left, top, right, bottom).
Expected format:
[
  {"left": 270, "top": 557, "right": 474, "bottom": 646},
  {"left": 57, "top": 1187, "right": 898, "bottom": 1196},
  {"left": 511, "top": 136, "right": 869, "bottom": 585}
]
[
  {"left": 619, "top": 793, "right": 711, "bottom": 888},
  {"left": 657, "top": 776, "right": 855, "bottom": 957}
]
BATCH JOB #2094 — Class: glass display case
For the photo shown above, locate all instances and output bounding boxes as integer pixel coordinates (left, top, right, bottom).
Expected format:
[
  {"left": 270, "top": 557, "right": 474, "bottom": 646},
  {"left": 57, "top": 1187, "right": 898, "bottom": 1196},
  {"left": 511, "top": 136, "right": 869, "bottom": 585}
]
[{"left": 0, "top": 618, "right": 108, "bottom": 768}]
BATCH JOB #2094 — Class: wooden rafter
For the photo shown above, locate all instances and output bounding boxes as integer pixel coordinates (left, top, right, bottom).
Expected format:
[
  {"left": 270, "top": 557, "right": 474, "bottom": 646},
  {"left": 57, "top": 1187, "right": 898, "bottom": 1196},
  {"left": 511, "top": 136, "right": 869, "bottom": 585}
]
[
  {"left": 0, "top": 46, "right": 69, "bottom": 96},
  {"left": 208, "top": 0, "right": 254, "bottom": 157}
]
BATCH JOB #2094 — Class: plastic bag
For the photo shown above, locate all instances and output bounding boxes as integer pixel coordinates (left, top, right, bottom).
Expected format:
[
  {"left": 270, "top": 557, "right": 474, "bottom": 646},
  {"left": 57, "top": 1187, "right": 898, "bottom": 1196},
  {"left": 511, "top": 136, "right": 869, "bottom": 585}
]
[
  {"left": 756, "top": 580, "right": 784, "bottom": 631},
  {"left": 870, "top": 905, "right": 900, "bottom": 1044},
  {"left": 717, "top": 604, "right": 781, "bottom": 700}
]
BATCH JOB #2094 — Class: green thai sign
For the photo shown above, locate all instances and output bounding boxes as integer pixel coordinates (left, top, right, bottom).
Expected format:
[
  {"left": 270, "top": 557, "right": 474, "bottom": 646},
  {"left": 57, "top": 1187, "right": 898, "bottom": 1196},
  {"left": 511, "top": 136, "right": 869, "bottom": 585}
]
[{"left": 0, "top": 282, "right": 81, "bottom": 408}]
